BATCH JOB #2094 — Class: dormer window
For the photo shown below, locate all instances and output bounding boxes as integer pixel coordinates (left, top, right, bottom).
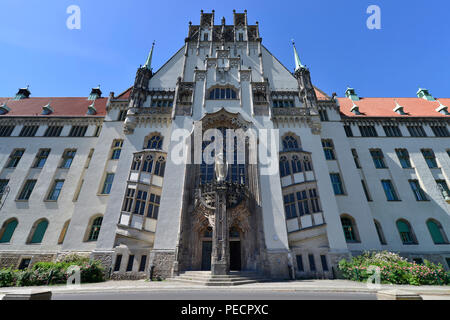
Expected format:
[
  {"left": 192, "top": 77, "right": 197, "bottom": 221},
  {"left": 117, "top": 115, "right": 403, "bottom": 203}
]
[
  {"left": 14, "top": 87, "right": 31, "bottom": 100},
  {"left": 0, "top": 103, "right": 10, "bottom": 115},
  {"left": 88, "top": 86, "right": 102, "bottom": 101},
  {"left": 393, "top": 100, "right": 406, "bottom": 115},
  {"left": 208, "top": 87, "right": 238, "bottom": 100},
  {"left": 436, "top": 101, "right": 449, "bottom": 115},
  {"left": 41, "top": 102, "right": 53, "bottom": 115},
  {"left": 87, "top": 101, "right": 97, "bottom": 115},
  {"left": 350, "top": 103, "right": 361, "bottom": 115}
]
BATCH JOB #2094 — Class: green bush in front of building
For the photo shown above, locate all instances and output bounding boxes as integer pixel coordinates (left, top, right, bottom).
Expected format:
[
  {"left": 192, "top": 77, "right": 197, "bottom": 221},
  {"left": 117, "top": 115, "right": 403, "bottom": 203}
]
[
  {"left": 338, "top": 251, "right": 450, "bottom": 286},
  {"left": 0, "top": 255, "right": 105, "bottom": 288}
]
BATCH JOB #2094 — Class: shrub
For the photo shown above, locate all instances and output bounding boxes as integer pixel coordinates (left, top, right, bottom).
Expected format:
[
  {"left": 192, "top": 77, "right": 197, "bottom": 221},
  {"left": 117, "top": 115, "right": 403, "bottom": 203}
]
[
  {"left": 0, "top": 258, "right": 105, "bottom": 288},
  {"left": 338, "top": 251, "right": 450, "bottom": 286}
]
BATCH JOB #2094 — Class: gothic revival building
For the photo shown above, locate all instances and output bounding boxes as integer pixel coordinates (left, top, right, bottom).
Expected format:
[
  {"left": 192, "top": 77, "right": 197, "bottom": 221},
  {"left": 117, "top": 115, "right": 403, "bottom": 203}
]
[{"left": 0, "top": 11, "right": 449, "bottom": 280}]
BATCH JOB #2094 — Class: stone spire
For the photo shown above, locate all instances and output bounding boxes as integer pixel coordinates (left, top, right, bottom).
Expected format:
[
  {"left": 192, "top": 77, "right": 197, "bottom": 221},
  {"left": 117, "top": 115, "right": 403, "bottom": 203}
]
[
  {"left": 144, "top": 41, "right": 155, "bottom": 70},
  {"left": 292, "top": 40, "right": 304, "bottom": 71}
]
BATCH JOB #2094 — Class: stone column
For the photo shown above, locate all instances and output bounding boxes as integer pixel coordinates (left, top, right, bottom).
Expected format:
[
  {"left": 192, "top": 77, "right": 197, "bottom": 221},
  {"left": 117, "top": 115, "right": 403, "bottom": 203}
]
[{"left": 211, "top": 183, "right": 229, "bottom": 275}]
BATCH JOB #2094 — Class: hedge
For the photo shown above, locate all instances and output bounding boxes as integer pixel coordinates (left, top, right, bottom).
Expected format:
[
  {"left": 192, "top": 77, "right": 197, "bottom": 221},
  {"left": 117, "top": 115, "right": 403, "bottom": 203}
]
[
  {"left": 0, "top": 255, "right": 105, "bottom": 288},
  {"left": 338, "top": 251, "right": 450, "bottom": 286}
]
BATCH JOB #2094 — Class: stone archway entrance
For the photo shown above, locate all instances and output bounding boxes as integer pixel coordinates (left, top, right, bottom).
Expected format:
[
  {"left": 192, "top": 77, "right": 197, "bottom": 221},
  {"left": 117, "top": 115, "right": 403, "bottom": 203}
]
[{"left": 201, "top": 241, "right": 212, "bottom": 271}]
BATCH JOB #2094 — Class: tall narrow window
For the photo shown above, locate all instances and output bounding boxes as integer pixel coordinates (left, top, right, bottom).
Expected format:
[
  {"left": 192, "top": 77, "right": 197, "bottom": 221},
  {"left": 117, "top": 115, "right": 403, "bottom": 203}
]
[
  {"left": 126, "top": 255, "right": 135, "bottom": 272},
  {"left": 139, "top": 255, "right": 147, "bottom": 272},
  {"left": 322, "top": 139, "right": 336, "bottom": 160},
  {"left": 154, "top": 157, "right": 166, "bottom": 177},
  {"left": 29, "top": 220, "right": 48, "bottom": 244},
  {"left": 134, "top": 190, "right": 148, "bottom": 215},
  {"left": 279, "top": 156, "right": 290, "bottom": 177},
  {"left": 33, "top": 149, "right": 50, "bottom": 168},
  {"left": 396, "top": 220, "right": 416, "bottom": 245},
  {"left": 341, "top": 216, "right": 358, "bottom": 242},
  {"left": 18, "top": 180, "right": 37, "bottom": 201},
  {"left": 101, "top": 173, "right": 115, "bottom": 195},
  {"left": 291, "top": 155, "right": 302, "bottom": 173},
  {"left": 60, "top": 149, "right": 76, "bottom": 169},
  {"left": 381, "top": 180, "right": 399, "bottom": 201},
  {"left": 0, "top": 219, "right": 18, "bottom": 243},
  {"left": 396, "top": 149, "right": 412, "bottom": 168},
  {"left": 283, "top": 194, "right": 297, "bottom": 219},
  {"left": 308, "top": 254, "right": 316, "bottom": 272},
  {"left": 330, "top": 173, "right": 344, "bottom": 195},
  {"left": 122, "top": 188, "right": 135, "bottom": 212},
  {"left": 147, "top": 193, "right": 160, "bottom": 219},
  {"left": 296, "top": 255, "right": 304, "bottom": 272},
  {"left": 114, "top": 255, "right": 122, "bottom": 271},
  {"left": 374, "top": 220, "right": 387, "bottom": 245},
  {"left": 409, "top": 180, "right": 427, "bottom": 201},
  {"left": 421, "top": 149, "right": 438, "bottom": 168},
  {"left": 296, "top": 191, "right": 309, "bottom": 216},
  {"left": 6, "top": 149, "right": 25, "bottom": 168},
  {"left": 0, "top": 180, "right": 8, "bottom": 194},
  {"left": 58, "top": 220, "right": 70, "bottom": 245},
  {"left": 320, "top": 255, "right": 329, "bottom": 272},
  {"left": 343, "top": 125, "right": 353, "bottom": 137},
  {"left": 370, "top": 149, "right": 387, "bottom": 168},
  {"left": 351, "top": 149, "right": 361, "bottom": 168},
  {"left": 111, "top": 140, "right": 123, "bottom": 160},
  {"left": 87, "top": 217, "right": 103, "bottom": 241},
  {"left": 47, "top": 180, "right": 64, "bottom": 201},
  {"left": 426, "top": 219, "right": 448, "bottom": 244},
  {"left": 436, "top": 180, "right": 450, "bottom": 195}
]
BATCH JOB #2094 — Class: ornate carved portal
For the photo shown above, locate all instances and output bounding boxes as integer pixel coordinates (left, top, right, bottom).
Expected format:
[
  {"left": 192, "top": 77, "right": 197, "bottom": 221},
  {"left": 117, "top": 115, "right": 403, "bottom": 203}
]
[{"left": 176, "top": 109, "right": 265, "bottom": 275}]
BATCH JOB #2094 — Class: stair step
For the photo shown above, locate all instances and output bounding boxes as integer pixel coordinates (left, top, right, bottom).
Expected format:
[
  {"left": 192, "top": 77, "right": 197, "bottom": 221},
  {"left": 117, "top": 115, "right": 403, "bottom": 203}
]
[{"left": 169, "top": 271, "right": 267, "bottom": 286}]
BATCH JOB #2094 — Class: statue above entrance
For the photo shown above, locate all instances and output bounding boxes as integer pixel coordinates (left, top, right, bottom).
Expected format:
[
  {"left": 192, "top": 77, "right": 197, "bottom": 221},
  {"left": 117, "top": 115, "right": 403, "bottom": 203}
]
[{"left": 214, "top": 152, "right": 227, "bottom": 182}]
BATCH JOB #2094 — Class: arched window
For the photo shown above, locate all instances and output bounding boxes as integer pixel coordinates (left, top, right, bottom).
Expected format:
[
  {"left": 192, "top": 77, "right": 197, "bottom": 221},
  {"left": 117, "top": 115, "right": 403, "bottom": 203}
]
[
  {"left": 29, "top": 219, "right": 49, "bottom": 244},
  {"left": 303, "top": 155, "right": 312, "bottom": 171},
  {"left": 146, "top": 135, "right": 163, "bottom": 150},
  {"left": 374, "top": 219, "right": 386, "bottom": 245},
  {"left": 279, "top": 156, "right": 290, "bottom": 177},
  {"left": 341, "top": 215, "right": 358, "bottom": 242},
  {"left": 154, "top": 156, "right": 166, "bottom": 177},
  {"left": 58, "top": 220, "right": 70, "bottom": 245},
  {"left": 204, "top": 227, "right": 212, "bottom": 238},
  {"left": 0, "top": 219, "right": 18, "bottom": 243},
  {"left": 426, "top": 219, "right": 448, "bottom": 244},
  {"left": 142, "top": 155, "right": 154, "bottom": 173},
  {"left": 87, "top": 216, "right": 103, "bottom": 242},
  {"left": 229, "top": 227, "right": 240, "bottom": 238},
  {"left": 131, "top": 155, "right": 142, "bottom": 171},
  {"left": 208, "top": 87, "right": 237, "bottom": 100},
  {"left": 396, "top": 219, "right": 417, "bottom": 245},
  {"left": 282, "top": 135, "right": 300, "bottom": 151},
  {"left": 291, "top": 155, "right": 302, "bottom": 173}
]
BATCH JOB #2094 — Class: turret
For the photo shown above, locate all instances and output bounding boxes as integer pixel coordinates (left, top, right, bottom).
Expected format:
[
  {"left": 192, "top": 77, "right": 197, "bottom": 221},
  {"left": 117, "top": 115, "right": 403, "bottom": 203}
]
[{"left": 292, "top": 41, "right": 317, "bottom": 110}]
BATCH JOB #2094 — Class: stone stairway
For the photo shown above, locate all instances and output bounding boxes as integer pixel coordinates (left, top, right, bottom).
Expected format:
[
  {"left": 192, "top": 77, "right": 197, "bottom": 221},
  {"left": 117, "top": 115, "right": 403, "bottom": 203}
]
[{"left": 168, "top": 271, "right": 267, "bottom": 286}]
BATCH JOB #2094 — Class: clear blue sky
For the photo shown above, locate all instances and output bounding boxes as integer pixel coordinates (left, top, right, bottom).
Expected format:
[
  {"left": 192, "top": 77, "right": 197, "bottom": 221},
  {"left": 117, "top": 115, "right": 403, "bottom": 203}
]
[{"left": 0, "top": 0, "right": 448, "bottom": 98}]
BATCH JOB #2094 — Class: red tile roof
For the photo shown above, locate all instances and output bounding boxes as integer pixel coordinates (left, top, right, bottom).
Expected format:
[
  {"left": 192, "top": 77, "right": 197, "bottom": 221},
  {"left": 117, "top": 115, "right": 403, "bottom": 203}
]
[
  {"left": 0, "top": 97, "right": 107, "bottom": 117},
  {"left": 338, "top": 97, "right": 450, "bottom": 118},
  {"left": 115, "top": 87, "right": 132, "bottom": 100}
]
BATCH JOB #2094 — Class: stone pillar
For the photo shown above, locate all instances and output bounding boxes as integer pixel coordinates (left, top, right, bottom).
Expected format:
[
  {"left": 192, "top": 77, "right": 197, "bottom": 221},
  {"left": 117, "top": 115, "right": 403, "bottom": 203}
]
[{"left": 211, "top": 184, "right": 229, "bottom": 275}]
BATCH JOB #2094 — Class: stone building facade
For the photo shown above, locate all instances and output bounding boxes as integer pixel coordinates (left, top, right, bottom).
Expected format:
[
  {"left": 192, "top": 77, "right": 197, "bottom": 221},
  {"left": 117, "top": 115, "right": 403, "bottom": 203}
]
[{"left": 0, "top": 11, "right": 449, "bottom": 280}]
